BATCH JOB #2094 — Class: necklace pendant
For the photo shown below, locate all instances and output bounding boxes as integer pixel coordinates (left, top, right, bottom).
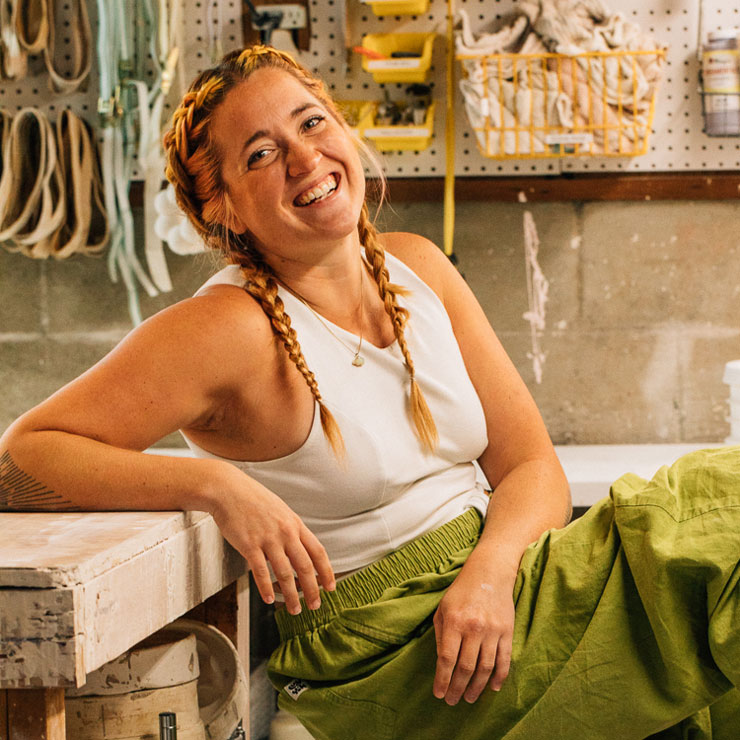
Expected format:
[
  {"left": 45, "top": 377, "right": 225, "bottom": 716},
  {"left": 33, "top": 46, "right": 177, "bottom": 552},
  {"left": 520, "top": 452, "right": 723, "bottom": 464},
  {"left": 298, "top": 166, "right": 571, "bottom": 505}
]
[{"left": 352, "top": 353, "right": 365, "bottom": 367}]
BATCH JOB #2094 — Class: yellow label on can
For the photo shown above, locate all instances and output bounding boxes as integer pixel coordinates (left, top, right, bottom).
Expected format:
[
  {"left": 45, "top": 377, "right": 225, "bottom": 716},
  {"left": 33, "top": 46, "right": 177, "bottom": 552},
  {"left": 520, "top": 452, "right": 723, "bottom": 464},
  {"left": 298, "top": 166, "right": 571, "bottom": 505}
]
[{"left": 702, "top": 49, "right": 740, "bottom": 93}]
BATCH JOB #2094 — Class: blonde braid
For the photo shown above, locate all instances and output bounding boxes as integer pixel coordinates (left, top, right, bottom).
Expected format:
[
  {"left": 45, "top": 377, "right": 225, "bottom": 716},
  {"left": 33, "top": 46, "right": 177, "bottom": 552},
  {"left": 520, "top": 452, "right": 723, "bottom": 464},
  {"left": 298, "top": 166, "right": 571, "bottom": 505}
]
[
  {"left": 163, "top": 45, "right": 347, "bottom": 456},
  {"left": 358, "top": 204, "right": 439, "bottom": 452}
]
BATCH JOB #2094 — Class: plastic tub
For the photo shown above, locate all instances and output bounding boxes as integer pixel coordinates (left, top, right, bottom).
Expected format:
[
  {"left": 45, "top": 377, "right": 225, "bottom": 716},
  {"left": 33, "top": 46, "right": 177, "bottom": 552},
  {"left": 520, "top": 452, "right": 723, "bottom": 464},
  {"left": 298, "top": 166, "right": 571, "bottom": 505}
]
[
  {"left": 360, "top": 33, "right": 435, "bottom": 83},
  {"left": 335, "top": 99, "right": 376, "bottom": 136},
  {"left": 363, "top": 101, "right": 436, "bottom": 151},
  {"left": 362, "top": 0, "right": 429, "bottom": 16}
]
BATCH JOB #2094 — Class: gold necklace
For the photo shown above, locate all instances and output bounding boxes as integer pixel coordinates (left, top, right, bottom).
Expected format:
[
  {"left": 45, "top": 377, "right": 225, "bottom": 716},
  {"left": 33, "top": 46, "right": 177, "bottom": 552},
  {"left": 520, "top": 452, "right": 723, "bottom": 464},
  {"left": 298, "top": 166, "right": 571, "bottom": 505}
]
[{"left": 280, "top": 263, "right": 366, "bottom": 367}]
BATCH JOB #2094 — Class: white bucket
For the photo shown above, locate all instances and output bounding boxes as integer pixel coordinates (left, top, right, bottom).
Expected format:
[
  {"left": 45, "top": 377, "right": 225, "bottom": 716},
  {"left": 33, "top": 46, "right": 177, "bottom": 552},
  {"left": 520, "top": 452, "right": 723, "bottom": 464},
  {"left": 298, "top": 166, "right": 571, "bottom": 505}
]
[
  {"left": 723, "top": 359, "right": 740, "bottom": 387},
  {"left": 270, "top": 710, "right": 317, "bottom": 740},
  {"left": 723, "top": 361, "right": 740, "bottom": 445}
]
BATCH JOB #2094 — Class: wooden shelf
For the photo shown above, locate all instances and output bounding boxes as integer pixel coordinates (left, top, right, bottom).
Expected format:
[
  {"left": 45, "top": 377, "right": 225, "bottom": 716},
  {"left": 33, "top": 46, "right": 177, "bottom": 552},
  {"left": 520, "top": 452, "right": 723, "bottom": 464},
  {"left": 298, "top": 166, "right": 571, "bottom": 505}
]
[
  {"left": 134, "top": 172, "right": 740, "bottom": 208},
  {"left": 370, "top": 172, "right": 740, "bottom": 202}
]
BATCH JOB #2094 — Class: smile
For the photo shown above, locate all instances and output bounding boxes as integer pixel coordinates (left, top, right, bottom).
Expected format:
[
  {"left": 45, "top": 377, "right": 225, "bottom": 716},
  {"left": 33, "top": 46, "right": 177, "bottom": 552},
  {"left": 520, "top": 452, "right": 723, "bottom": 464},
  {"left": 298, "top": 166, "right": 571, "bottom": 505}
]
[{"left": 294, "top": 173, "right": 339, "bottom": 207}]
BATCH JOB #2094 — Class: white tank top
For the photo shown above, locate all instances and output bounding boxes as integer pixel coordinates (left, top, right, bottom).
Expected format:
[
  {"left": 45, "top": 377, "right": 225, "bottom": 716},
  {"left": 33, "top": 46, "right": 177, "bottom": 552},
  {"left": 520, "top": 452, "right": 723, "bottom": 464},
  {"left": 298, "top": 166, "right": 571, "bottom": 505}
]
[{"left": 182, "top": 251, "right": 490, "bottom": 574}]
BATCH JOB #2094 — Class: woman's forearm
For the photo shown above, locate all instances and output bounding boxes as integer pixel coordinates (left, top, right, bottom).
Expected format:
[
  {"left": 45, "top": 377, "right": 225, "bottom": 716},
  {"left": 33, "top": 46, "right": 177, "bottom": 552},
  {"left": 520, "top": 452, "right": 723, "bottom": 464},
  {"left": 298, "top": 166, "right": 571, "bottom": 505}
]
[
  {"left": 0, "top": 426, "right": 223, "bottom": 514},
  {"left": 474, "top": 456, "right": 572, "bottom": 579}
]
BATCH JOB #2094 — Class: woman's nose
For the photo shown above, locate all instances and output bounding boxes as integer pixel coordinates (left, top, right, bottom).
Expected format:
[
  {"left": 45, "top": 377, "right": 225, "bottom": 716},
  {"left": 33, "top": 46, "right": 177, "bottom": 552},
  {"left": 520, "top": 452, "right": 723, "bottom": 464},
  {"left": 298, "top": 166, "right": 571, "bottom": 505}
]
[{"left": 286, "top": 140, "right": 321, "bottom": 177}]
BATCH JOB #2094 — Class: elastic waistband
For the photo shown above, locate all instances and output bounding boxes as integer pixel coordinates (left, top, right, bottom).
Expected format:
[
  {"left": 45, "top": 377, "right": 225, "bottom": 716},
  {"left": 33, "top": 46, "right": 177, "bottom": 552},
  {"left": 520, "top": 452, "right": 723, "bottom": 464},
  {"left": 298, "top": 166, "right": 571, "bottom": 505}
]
[{"left": 275, "top": 507, "right": 483, "bottom": 641}]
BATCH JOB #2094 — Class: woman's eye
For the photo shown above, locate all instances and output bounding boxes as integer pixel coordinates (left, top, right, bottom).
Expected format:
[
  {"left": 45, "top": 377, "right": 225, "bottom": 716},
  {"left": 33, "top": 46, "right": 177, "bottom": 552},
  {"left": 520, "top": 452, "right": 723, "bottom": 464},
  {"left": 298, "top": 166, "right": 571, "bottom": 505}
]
[
  {"left": 304, "top": 114, "right": 325, "bottom": 131},
  {"left": 247, "top": 148, "right": 271, "bottom": 167}
]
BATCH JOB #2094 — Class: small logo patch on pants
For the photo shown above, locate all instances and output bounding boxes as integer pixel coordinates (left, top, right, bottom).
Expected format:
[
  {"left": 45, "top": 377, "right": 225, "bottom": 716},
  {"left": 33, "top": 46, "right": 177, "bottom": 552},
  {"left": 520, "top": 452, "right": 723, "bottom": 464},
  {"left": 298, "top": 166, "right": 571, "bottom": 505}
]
[{"left": 285, "top": 678, "right": 310, "bottom": 700}]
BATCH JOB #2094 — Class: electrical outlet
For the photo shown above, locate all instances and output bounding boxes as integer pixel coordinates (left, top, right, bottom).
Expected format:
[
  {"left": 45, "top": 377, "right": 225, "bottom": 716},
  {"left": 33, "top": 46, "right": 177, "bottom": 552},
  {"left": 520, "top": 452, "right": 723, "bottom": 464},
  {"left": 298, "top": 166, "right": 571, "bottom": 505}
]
[{"left": 253, "top": 4, "right": 307, "bottom": 30}]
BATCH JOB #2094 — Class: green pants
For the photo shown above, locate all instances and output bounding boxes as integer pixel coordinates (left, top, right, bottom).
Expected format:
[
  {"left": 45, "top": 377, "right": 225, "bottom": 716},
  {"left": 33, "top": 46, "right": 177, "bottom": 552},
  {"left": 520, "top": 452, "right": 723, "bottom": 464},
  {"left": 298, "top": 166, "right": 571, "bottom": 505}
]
[{"left": 268, "top": 447, "right": 740, "bottom": 739}]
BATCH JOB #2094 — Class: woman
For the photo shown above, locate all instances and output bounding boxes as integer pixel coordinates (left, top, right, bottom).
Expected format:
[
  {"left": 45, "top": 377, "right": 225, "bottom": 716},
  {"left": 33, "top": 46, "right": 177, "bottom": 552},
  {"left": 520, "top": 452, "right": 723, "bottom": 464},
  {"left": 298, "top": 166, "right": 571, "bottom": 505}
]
[{"left": 1, "top": 46, "right": 739, "bottom": 739}]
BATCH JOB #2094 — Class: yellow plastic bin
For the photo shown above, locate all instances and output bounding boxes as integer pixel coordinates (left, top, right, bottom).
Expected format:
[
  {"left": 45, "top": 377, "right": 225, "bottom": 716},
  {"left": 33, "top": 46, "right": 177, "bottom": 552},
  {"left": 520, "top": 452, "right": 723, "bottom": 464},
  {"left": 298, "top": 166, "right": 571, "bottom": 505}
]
[
  {"left": 360, "top": 33, "right": 435, "bottom": 84},
  {"left": 362, "top": 0, "right": 430, "bottom": 17},
  {"left": 335, "top": 100, "right": 376, "bottom": 137},
  {"left": 364, "top": 102, "right": 436, "bottom": 151}
]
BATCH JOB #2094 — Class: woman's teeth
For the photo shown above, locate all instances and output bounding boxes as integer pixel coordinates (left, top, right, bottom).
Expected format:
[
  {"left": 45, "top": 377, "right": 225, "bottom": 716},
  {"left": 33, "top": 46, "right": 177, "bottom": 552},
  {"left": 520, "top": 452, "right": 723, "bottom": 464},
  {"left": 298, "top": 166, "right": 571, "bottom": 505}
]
[{"left": 296, "top": 175, "right": 338, "bottom": 206}]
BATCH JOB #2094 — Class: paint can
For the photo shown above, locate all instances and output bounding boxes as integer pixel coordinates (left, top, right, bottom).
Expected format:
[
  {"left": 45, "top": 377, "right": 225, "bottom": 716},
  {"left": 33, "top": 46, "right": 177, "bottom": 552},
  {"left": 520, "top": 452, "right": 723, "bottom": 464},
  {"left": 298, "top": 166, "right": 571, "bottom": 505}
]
[{"left": 701, "top": 29, "right": 740, "bottom": 136}]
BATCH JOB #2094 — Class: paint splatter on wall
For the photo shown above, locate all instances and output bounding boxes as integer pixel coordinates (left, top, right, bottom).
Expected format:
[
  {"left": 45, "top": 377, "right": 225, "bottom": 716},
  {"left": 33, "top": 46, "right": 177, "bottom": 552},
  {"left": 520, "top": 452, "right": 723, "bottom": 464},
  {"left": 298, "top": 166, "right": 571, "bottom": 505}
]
[{"left": 523, "top": 210, "right": 549, "bottom": 384}]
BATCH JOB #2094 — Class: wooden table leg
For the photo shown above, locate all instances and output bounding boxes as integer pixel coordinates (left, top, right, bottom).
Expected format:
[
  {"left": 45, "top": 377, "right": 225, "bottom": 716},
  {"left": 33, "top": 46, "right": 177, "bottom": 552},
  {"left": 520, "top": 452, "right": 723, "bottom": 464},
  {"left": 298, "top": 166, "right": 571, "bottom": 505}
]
[
  {"left": 6, "top": 689, "right": 65, "bottom": 740},
  {"left": 1, "top": 690, "right": 8, "bottom": 740},
  {"left": 235, "top": 573, "right": 250, "bottom": 740}
]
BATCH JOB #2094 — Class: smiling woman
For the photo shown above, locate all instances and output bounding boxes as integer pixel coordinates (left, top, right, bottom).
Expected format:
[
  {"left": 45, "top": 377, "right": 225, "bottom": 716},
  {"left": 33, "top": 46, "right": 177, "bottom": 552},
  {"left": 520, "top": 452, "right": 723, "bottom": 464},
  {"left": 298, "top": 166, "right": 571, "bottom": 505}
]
[
  {"left": 2, "top": 45, "right": 740, "bottom": 740},
  {"left": 163, "top": 47, "right": 437, "bottom": 461}
]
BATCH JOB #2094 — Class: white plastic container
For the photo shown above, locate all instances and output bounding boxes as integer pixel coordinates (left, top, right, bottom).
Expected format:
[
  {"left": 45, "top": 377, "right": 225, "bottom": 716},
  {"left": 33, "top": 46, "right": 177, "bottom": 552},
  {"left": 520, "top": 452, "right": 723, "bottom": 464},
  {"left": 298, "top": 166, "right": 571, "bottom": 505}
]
[
  {"left": 723, "top": 360, "right": 740, "bottom": 443},
  {"left": 270, "top": 710, "right": 317, "bottom": 740}
]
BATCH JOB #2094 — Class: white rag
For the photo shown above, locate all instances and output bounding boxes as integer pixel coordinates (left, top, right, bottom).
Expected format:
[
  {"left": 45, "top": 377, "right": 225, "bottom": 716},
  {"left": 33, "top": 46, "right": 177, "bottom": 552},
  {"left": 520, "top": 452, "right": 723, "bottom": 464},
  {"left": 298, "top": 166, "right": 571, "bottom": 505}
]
[{"left": 456, "top": 0, "right": 667, "bottom": 156}]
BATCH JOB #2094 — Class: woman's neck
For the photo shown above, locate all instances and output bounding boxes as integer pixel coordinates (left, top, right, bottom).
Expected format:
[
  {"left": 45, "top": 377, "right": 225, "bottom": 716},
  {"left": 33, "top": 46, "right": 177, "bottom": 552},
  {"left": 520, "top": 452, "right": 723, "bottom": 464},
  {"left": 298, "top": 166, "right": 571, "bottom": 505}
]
[{"left": 265, "top": 235, "right": 368, "bottom": 321}]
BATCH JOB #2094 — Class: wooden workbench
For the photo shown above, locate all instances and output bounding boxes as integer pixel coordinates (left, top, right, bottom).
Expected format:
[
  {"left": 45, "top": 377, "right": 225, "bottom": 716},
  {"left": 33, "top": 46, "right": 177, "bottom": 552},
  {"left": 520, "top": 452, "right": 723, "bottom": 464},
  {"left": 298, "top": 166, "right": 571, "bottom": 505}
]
[{"left": 0, "top": 511, "right": 248, "bottom": 739}]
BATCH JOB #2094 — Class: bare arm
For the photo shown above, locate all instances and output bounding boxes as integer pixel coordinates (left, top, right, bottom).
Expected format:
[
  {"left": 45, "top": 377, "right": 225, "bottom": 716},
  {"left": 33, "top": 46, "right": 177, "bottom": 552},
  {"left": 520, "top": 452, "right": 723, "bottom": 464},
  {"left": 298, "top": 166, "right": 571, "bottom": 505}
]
[
  {"left": 0, "top": 294, "right": 335, "bottom": 614},
  {"left": 0, "top": 296, "right": 239, "bottom": 514},
  {"left": 441, "top": 256, "right": 572, "bottom": 574},
  {"left": 384, "top": 233, "right": 571, "bottom": 705}
]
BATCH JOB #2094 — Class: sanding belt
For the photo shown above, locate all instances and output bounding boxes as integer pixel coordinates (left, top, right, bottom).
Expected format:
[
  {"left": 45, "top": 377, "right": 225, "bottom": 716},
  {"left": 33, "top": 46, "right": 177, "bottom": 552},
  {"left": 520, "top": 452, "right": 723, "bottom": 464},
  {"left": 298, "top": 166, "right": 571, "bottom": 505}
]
[
  {"left": 0, "top": 106, "right": 109, "bottom": 258},
  {"left": 2, "top": 0, "right": 91, "bottom": 92}
]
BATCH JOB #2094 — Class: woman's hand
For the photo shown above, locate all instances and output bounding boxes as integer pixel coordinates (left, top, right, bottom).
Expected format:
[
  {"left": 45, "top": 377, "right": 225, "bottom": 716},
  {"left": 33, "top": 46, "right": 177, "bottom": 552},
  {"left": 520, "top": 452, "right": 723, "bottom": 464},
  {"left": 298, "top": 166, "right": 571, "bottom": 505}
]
[
  {"left": 432, "top": 546, "right": 517, "bottom": 705},
  {"left": 210, "top": 463, "right": 335, "bottom": 615}
]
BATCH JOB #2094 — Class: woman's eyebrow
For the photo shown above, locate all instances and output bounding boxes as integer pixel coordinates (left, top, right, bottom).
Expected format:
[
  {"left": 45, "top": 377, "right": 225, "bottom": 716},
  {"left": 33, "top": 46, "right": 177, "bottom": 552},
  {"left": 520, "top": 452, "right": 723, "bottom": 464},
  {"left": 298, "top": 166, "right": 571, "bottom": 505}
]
[{"left": 239, "top": 102, "right": 321, "bottom": 157}]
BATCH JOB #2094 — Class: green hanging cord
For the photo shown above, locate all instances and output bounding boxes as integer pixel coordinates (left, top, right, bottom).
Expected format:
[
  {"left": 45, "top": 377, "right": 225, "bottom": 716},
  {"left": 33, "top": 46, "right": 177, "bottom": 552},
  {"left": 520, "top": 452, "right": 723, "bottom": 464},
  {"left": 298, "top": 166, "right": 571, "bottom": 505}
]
[{"left": 97, "top": 0, "right": 162, "bottom": 326}]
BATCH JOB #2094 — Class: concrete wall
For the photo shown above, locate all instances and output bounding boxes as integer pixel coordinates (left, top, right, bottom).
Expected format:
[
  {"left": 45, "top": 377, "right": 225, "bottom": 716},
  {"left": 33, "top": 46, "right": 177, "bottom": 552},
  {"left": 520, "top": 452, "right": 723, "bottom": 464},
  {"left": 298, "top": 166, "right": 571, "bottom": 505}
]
[{"left": 2, "top": 199, "right": 739, "bottom": 447}]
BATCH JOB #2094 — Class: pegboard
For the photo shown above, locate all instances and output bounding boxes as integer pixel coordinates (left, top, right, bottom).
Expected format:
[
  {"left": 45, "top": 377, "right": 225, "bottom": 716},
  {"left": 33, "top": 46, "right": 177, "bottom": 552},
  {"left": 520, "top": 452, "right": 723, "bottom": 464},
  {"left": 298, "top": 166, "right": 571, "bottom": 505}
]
[
  {"left": 281, "top": 0, "right": 740, "bottom": 176},
  {"left": 0, "top": 0, "right": 245, "bottom": 179},
  {"left": 1, "top": 0, "right": 738, "bottom": 178}
]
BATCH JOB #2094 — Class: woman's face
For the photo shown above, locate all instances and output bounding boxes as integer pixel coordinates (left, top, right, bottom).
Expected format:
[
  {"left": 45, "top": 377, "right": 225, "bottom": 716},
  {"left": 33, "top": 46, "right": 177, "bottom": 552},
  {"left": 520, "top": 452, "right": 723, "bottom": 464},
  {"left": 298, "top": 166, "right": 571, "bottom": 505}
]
[{"left": 211, "top": 67, "right": 366, "bottom": 264}]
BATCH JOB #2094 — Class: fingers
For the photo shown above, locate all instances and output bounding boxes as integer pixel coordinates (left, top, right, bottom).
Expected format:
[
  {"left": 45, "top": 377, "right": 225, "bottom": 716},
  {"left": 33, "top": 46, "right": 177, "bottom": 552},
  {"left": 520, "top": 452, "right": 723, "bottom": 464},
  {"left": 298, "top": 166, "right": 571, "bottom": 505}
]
[
  {"left": 488, "top": 633, "right": 512, "bottom": 692},
  {"left": 246, "top": 549, "right": 276, "bottom": 605},
  {"left": 432, "top": 616, "right": 461, "bottom": 701},
  {"left": 434, "top": 612, "right": 512, "bottom": 705},
  {"left": 269, "top": 550, "right": 303, "bottom": 614},
  {"left": 301, "top": 528, "right": 336, "bottom": 593},
  {"left": 463, "top": 639, "right": 498, "bottom": 703},
  {"left": 284, "top": 541, "right": 323, "bottom": 611},
  {"left": 258, "top": 528, "right": 334, "bottom": 614},
  {"left": 434, "top": 636, "right": 486, "bottom": 706}
]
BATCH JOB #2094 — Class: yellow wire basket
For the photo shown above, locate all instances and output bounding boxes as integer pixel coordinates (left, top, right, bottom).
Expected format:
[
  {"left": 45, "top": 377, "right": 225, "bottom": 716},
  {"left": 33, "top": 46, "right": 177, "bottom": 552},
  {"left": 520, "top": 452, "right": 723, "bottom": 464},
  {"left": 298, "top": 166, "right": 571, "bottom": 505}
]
[{"left": 457, "top": 49, "right": 667, "bottom": 158}]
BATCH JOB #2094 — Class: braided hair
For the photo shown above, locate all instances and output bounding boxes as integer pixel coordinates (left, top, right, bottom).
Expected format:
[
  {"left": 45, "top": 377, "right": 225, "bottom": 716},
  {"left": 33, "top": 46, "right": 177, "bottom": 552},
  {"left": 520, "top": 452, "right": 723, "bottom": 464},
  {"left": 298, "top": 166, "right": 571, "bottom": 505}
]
[{"left": 163, "top": 45, "right": 438, "bottom": 455}]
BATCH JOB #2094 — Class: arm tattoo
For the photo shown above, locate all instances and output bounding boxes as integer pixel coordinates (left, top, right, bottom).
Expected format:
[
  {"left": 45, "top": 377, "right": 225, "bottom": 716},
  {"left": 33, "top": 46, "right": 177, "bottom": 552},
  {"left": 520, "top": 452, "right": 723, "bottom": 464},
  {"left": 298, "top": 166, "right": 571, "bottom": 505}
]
[{"left": 0, "top": 450, "right": 81, "bottom": 511}]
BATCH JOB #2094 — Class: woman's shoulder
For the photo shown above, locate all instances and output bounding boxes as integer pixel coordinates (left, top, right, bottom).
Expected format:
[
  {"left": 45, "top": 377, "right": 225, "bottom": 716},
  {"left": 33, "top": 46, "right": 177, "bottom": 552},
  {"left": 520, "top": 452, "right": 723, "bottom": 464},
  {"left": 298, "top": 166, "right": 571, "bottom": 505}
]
[
  {"left": 377, "top": 231, "right": 453, "bottom": 304},
  {"left": 128, "top": 280, "right": 277, "bottom": 376}
]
